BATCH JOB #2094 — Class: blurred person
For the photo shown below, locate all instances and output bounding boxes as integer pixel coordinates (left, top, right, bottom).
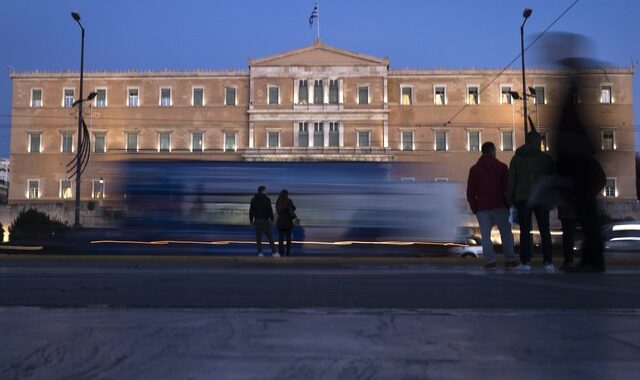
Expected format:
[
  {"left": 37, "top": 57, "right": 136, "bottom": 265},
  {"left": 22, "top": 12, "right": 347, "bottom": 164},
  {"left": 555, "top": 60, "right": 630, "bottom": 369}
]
[
  {"left": 276, "top": 189, "right": 297, "bottom": 257},
  {"left": 249, "top": 185, "right": 278, "bottom": 257},
  {"left": 508, "top": 131, "right": 555, "bottom": 272},
  {"left": 466, "top": 142, "right": 516, "bottom": 270},
  {"left": 558, "top": 195, "right": 578, "bottom": 271}
]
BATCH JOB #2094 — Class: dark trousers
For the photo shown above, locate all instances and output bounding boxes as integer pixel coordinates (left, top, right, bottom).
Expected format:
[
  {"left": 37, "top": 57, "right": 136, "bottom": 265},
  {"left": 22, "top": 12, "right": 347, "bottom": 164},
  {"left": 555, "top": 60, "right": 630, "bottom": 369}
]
[
  {"left": 561, "top": 218, "right": 577, "bottom": 264},
  {"left": 278, "top": 228, "right": 292, "bottom": 256},
  {"left": 254, "top": 218, "right": 276, "bottom": 254},
  {"left": 517, "top": 203, "right": 553, "bottom": 264},
  {"left": 578, "top": 197, "right": 605, "bottom": 270}
]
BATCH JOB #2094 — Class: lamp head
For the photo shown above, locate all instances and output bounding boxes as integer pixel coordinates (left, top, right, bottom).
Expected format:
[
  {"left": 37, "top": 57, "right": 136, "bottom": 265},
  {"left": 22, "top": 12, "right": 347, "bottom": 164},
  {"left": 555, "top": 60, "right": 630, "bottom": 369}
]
[
  {"left": 528, "top": 86, "right": 537, "bottom": 96},
  {"left": 87, "top": 92, "right": 98, "bottom": 101},
  {"left": 509, "top": 91, "right": 521, "bottom": 100},
  {"left": 99, "top": 177, "right": 104, "bottom": 184},
  {"left": 523, "top": 8, "right": 532, "bottom": 19},
  {"left": 71, "top": 12, "right": 81, "bottom": 22}
]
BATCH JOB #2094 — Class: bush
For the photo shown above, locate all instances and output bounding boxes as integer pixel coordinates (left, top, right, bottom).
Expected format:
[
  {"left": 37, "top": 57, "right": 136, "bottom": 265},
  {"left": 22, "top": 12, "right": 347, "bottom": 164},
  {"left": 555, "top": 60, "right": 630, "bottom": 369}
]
[{"left": 9, "top": 208, "right": 68, "bottom": 243}]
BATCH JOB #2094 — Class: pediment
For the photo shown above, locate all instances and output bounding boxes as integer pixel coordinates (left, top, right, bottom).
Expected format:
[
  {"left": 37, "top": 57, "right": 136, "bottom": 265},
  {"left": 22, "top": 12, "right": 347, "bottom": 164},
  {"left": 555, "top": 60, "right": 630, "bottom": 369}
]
[{"left": 250, "top": 40, "right": 387, "bottom": 67}]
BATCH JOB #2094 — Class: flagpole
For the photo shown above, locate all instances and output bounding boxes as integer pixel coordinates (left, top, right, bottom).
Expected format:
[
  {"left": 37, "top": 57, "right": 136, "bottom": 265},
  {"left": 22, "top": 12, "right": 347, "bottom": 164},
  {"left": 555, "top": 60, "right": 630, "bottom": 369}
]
[{"left": 317, "top": 0, "right": 320, "bottom": 40}]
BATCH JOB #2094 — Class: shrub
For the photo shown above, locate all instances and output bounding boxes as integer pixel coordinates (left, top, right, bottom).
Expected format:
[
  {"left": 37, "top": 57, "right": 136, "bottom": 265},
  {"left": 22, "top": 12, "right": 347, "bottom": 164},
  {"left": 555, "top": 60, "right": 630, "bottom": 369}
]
[{"left": 9, "top": 208, "right": 67, "bottom": 243}]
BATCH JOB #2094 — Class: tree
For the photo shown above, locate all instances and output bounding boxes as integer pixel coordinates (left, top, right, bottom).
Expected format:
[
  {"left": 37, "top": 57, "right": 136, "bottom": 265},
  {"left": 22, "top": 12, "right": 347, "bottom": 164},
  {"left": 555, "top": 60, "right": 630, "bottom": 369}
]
[{"left": 9, "top": 208, "right": 67, "bottom": 243}]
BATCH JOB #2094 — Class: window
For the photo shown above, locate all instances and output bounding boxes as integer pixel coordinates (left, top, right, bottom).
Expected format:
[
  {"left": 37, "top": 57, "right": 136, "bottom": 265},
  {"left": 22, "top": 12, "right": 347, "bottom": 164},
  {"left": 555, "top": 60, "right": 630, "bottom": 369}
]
[
  {"left": 468, "top": 131, "right": 480, "bottom": 151},
  {"left": 225, "top": 87, "right": 236, "bottom": 106},
  {"left": 357, "top": 131, "right": 370, "bottom": 147},
  {"left": 267, "top": 132, "right": 280, "bottom": 148},
  {"left": 60, "top": 180, "right": 72, "bottom": 199},
  {"left": 539, "top": 131, "right": 549, "bottom": 152},
  {"left": 329, "top": 122, "right": 339, "bottom": 147},
  {"left": 193, "top": 87, "right": 204, "bottom": 106},
  {"left": 358, "top": 86, "right": 369, "bottom": 105},
  {"left": 95, "top": 88, "right": 107, "bottom": 107},
  {"left": 434, "top": 131, "right": 447, "bottom": 151},
  {"left": 298, "top": 80, "right": 308, "bottom": 105},
  {"left": 63, "top": 88, "right": 75, "bottom": 108},
  {"left": 467, "top": 85, "right": 479, "bottom": 105},
  {"left": 501, "top": 131, "right": 514, "bottom": 151},
  {"left": 401, "top": 86, "right": 412, "bottom": 105},
  {"left": 600, "top": 85, "right": 612, "bottom": 104},
  {"left": 31, "top": 89, "right": 43, "bottom": 107},
  {"left": 604, "top": 178, "right": 617, "bottom": 198},
  {"left": 27, "top": 180, "right": 40, "bottom": 199},
  {"left": 602, "top": 130, "right": 615, "bottom": 150},
  {"left": 313, "top": 122, "right": 324, "bottom": 147},
  {"left": 224, "top": 132, "right": 237, "bottom": 152},
  {"left": 94, "top": 133, "right": 106, "bottom": 153},
  {"left": 314, "top": 80, "right": 324, "bottom": 104},
  {"left": 329, "top": 80, "right": 339, "bottom": 104},
  {"left": 501, "top": 86, "right": 512, "bottom": 104},
  {"left": 126, "top": 132, "right": 138, "bottom": 152},
  {"left": 61, "top": 132, "right": 73, "bottom": 153},
  {"left": 268, "top": 86, "right": 279, "bottom": 105},
  {"left": 401, "top": 131, "right": 414, "bottom": 151},
  {"left": 298, "top": 122, "right": 309, "bottom": 147},
  {"left": 92, "top": 179, "right": 105, "bottom": 199},
  {"left": 128, "top": 88, "right": 139, "bottom": 107},
  {"left": 28, "top": 132, "right": 41, "bottom": 153},
  {"left": 158, "top": 132, "right": 171, "bottom": 152},
  {"left": 160, "top": 88, "right": 172, "bottom": 106},
  {"left": 434, "top": 86, "right": 446, "bottom": 105},
  {"left": 533, "top": 86, "right": 545, "bottom": 105},
  {"left": 191, "top": 132, "right": 203, "bottom": 152}
]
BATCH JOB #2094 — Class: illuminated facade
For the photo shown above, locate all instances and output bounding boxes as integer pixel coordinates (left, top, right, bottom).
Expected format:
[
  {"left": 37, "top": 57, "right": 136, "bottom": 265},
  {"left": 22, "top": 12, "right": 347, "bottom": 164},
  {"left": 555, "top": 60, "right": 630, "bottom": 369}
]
[{"left": 8, "top": 40, "right": 636, "bottom": 218}]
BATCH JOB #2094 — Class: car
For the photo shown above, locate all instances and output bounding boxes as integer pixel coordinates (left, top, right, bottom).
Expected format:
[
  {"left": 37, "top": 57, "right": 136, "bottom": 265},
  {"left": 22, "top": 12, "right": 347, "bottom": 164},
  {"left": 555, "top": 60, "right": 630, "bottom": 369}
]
[
  {"left": 574, "top": 222, "right": 640, "bottom": 257},
  {"left": 448, "top": 236, "right": 483, "bottom": 258}
]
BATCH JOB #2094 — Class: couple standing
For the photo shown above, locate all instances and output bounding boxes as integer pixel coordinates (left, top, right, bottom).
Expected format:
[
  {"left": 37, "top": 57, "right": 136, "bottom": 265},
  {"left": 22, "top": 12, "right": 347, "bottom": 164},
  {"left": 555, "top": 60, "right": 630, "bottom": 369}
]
[{"left": 249, "top": 186, "right": 297, "bottom": 257}]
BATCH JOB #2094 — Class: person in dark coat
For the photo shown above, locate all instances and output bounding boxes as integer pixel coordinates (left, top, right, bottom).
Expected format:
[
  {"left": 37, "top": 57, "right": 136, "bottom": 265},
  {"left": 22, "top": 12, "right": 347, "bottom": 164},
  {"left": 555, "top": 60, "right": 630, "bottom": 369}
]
[
  {"left": 275, "top": 189, "right": 297, "bottom": 257},
  {"left": 467, "top": 142, "right": 516, "bottom": 269},
  {"left": 249, "top": 185, "right": 277, "bottom": 257}
]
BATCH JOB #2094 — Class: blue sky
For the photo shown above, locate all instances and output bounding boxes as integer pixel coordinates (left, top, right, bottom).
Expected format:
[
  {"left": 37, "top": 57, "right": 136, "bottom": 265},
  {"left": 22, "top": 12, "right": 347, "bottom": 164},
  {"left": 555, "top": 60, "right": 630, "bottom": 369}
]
[{"left": 0, "top": 0, "right": 638, "bottom": 157}]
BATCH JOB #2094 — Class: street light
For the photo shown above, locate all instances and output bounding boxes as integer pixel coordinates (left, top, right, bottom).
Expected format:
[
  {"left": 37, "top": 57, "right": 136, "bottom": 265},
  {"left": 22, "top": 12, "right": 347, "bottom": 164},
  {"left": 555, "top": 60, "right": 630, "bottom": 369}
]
[
  {"left": 71, "top": 10, "right": 86, "bottom": 227},
  {"left": 520, "top": 8, "right": 532, "bottom": 135}
]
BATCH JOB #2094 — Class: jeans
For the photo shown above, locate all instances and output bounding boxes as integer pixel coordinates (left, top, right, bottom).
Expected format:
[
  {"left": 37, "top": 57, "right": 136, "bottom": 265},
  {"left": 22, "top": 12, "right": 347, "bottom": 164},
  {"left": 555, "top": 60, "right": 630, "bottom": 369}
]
[
  {"left": 476, "top": 208, "right": 515, "bottom": 263},
  {"left": 278, "top": 228, "right": 292, "bottom": 256},
  {"left": 254, "top": 218, "right": 276, "bottom": 254},
  {"left": 516, "top": 203, "right": 553, "bottom": 265}
]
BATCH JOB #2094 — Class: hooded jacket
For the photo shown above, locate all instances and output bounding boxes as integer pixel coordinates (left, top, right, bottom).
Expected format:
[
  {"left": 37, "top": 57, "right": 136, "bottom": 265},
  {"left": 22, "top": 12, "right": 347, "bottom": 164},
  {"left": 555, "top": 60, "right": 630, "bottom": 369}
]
[
  {"left": 467, "top": 154, "right": 509, "bottom": 214},
  {"left": 249, "top": 193, "right": 274, "bottom": 222},
  {"left": 508, "top": 143, "right": 555, "bottom": 206}
]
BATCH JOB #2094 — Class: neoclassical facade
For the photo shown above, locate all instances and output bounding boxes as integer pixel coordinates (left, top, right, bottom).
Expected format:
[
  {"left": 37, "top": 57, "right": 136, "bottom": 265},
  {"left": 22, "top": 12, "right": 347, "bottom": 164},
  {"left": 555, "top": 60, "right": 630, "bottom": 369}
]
[{"left": 8, "top": 40, "right": 636, "bottom": 215}]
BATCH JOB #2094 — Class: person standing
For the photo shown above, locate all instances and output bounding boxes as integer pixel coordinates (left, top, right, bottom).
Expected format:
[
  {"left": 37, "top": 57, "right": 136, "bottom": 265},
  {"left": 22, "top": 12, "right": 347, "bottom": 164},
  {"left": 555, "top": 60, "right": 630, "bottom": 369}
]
[
  {"left": 508, "top": 131, "right": 555, "bottom": 272},
  {"left": 249, "top": 185, "right": 278, "bottom": 257},
  {"left": 276, "top": 189, "right": 297, "bottom": 257},
  {"left": 467, "top": 142, "right": 516, "bottom": 270}
]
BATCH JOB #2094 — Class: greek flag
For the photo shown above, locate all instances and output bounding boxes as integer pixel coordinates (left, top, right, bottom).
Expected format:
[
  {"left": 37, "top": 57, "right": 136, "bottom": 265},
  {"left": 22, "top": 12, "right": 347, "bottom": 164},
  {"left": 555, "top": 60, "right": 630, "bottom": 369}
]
[{"left": 309, "top": 4, "right": 318, "bottom": 27}]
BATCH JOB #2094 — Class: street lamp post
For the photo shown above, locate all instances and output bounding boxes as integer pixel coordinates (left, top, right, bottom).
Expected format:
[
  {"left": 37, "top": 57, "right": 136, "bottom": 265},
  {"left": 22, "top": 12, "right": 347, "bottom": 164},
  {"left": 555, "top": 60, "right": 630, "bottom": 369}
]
[
  {"left": 520, "top": 8, "right": 532, "bottom": 135},
  {"left": 72, "top": 11, "right": 85, "bottom": 227}
]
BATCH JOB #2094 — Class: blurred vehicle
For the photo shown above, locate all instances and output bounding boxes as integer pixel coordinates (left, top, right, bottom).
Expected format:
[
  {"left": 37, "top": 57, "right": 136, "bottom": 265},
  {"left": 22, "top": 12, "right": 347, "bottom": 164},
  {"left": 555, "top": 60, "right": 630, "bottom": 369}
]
[
  {"left": 448, "top": 236, "right": 483, "bottom": 258},
  {"left": 574, "top": 221, "right": 640, "bottom": 257}
]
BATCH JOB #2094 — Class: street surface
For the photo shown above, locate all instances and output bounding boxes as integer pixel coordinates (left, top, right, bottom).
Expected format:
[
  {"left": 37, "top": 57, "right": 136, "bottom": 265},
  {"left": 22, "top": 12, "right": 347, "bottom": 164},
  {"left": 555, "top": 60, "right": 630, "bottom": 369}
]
[{"left": 1, "top": 256, "right": 640, "bottom": 379}]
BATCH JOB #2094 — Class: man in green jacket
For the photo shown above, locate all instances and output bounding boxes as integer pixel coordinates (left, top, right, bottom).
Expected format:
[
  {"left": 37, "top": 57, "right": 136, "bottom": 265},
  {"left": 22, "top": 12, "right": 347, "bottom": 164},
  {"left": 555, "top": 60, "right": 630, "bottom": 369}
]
[{"left": 508, "top": 131, "right": 555, "bottom": 272}]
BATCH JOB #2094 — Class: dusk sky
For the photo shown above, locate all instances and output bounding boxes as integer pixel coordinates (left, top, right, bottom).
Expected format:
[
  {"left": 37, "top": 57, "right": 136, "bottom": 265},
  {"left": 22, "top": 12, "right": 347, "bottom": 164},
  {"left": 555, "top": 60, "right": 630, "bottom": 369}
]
[{"left": 1, "top": 0, "right": 638, "bottom": 157}]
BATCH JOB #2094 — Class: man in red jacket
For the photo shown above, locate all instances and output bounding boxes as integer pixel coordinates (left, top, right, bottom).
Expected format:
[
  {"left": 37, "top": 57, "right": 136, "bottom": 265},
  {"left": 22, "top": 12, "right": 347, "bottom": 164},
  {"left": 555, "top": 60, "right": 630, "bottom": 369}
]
[{"left": 467, "top": 142, "right": 516, "bottom": 269}]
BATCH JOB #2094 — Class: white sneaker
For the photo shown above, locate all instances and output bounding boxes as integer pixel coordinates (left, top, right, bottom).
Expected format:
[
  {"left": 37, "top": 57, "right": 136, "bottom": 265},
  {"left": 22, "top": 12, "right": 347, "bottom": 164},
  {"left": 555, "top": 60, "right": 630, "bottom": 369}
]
[
  {"left": 258, "top": 253, "right": 264, "bottom": 257},
  {"left": 543, "top": 263, "right": 556, "bottom": 273},
  {"left": 514, "top": 263, "right": 531, "bottom": 272},
  {"left": 272, "top": 253, "right": 281, "bottom": 258}
]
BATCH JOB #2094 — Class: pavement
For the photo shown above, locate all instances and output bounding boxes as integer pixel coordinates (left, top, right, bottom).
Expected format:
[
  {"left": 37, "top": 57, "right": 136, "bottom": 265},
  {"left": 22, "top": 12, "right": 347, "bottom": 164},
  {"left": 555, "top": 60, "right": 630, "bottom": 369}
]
[{"left": 1, "top": 255, "right": 640, "bottom": 379}]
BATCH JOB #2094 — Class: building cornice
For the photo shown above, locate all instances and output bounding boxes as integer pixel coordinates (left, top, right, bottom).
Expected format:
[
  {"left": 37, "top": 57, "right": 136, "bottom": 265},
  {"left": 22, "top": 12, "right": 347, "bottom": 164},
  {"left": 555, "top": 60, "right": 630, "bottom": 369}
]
[{"left": 10, "top": 70, "right": 249, "bottom": 80}]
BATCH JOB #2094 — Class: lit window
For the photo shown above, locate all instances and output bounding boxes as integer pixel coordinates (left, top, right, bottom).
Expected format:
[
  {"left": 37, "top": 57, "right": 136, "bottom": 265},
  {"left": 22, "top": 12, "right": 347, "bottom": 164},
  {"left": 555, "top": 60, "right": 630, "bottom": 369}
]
[
  {"left": 329, "top": 80, "right": 339, "bottom": 104},
  {"left": 604, "top": 178, "right": 617, "bottom": 198},
  {"left": 358, "top": 86, "right": 369, "bottom": 105},
  {"left": 534, "top": 86, "right": 545, "bottom": 105},
  {"left": 27, "top": 180, "right": 40, "bottom": 199},
  {"left": 401, "top": 86, "right": 412, "bottom": 105},
  {"left": 501, "top": 131, "right": 514, "bottom": 151},
  {"left": 467, "top": 86, "right": 479, "bottom": 105},
  {"left": 92, "top": 179, "right": 105, "bottom": 199},
  {"left": 28, "top": 133, "right": 41, "bottom": 153},
  {"left": 600, "top": 85, "right": 612, "bottom": 104},
  {"left": 357, "top": 131, "right": 370, "bottom": 147},
  {"left": 224, "top": 132, "right": 237, "bottom": 152},
  {"left": 193, "top": 87, "right": 204, "bottom": 106},
  {"left": 128, "top": 88, "right": 139, "bottom": 107},
  {"left": 126, "top": 132, "right": 138, "bottom": 152},
  {"left": 298, "top": 122, "right": 309, "bottom": 147},
  {"left": 95, "top": 89, "right": 107, "bottom": 107},
  {"left": 268, "top": 86, "right": 279, "bottom": 105},
  {"left": 191, "top": 132, "right": 203, "bottom": 152},
  {"left": 434, "top": 86, "right": 446, "bottom": 105},
  {"left": 224, "top": 87, "right": 236, "bottom": 106},
  {"left": 313, "top": 122, "right": 324, "bottom": 147},
  {"left": 602, "top": 131, "right": 615, "bottom": 150},
  {"left": 329, "top": 122, "right": 339, "bottom": 147},
  {"left": 298, "top": 80, "right": 308, "bottom": 105},
  {"left": 468, "top": 131, "right": 480, "bottom": 152},
  {"left": 539, "top": 131, "right": 549, "bottom": 152},
  {"left": 63, "top": 89, "right": 75, "bottom": 108},
  {"left": 435, "top": 131, "right": 447, "bottom": 151},
  {"left": 60, "top": 180, "right": 72, "bottom": 199},
  {"left": 158, "top": 132, "right": 171, "bottom": 152},
  {"left": 31, "top": 89, "right": 43, "bottom": 107},
  {"left": 314, "top": 80, "right": 324, "bottom": 104},
  {"left": 160, "top": 88, "right": 172, "bottom": 107},
  {"left": 61, "top": 132, "right": 73, "bottom": 153},
  {"left": 401, "top": 131, "right": 414, "bottom": 151},
  {"left": 501, "top": 86, "right": 512, "bottom": 104},
  {"left": 94, "top": 133, "right": 106, "bottom": 153},
  {"left": 267, "top": 132, "right": 279, "bottom": 147}
]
